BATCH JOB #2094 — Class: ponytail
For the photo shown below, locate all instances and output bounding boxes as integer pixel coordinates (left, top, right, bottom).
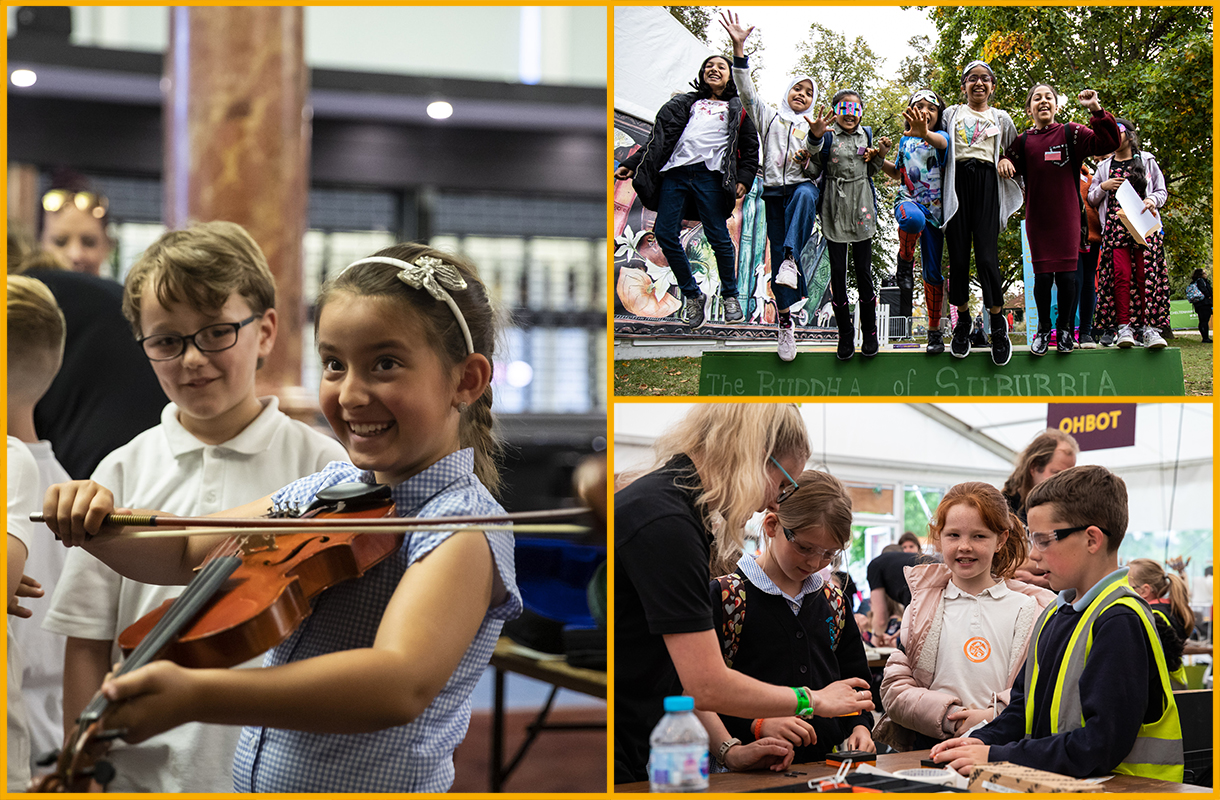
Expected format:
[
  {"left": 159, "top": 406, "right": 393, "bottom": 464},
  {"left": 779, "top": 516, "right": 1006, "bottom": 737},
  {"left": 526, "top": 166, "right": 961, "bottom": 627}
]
[
  {"left": 1128, "top": 557, "right": 1196, "bottom": 634},
  {"left": 1165, "top": 573, "right": 1196, "bottom": 634}
]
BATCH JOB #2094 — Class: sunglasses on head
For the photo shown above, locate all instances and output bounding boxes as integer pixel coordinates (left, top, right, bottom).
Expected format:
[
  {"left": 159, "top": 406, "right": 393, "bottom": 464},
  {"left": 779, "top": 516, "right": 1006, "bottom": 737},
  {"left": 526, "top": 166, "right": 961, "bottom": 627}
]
[{"left": 42, "top": 189, "right": 108, "bottom": 219}]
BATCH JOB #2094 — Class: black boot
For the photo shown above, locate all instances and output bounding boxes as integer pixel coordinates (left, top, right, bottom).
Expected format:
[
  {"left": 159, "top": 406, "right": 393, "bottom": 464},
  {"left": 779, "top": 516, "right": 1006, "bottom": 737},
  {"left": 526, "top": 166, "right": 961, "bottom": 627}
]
[
  {"left": 895, "top": 259, "right": 915, "bottom": 319},
  {"left": 860, "top": 298, "right": 879, "bottom": 357},
  {"left": 833, "top": 302, "right": 855, "bottom": 361}
]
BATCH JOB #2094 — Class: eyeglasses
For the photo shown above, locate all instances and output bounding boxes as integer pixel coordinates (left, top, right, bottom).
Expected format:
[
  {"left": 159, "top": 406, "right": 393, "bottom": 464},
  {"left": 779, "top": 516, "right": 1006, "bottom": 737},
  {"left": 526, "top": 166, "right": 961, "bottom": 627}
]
[
  {"left": 769, "top": 456, "right": 800, "bottom": 504},
  {"left": 138, "top": 314, "right": 261, "bottom": 361},
  {"left": 964, "top": 74, "right": 994, "bottom": 85},
  {"left": 42, "top": 189, "right": 108, "bottom": 219},
  {"left": 1027, "top": 524, "right": 1112, "bottom": 552},
  {"left": 782, "top": 527, "right": 843, "bottom": 562}
]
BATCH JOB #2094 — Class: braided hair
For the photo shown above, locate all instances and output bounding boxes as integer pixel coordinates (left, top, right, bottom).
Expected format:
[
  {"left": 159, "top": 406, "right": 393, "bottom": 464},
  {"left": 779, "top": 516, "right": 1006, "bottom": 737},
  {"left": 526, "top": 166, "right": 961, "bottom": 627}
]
[{"left": 1115, "top": 118, "right": 1147, "bottom": 197}]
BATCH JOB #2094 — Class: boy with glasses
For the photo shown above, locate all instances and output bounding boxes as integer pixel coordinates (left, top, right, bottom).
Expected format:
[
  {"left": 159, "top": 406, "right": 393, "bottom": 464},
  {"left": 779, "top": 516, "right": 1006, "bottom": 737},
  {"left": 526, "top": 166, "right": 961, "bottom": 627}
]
[
  {"left": 701, "top": 469, "right": 876, "bottom": 771},
  {"left": 931, "top": 465, "right": 1183, "bottom": 782},
  {"left": 42, "top": 221, "right": 348, "bottom": 793}
]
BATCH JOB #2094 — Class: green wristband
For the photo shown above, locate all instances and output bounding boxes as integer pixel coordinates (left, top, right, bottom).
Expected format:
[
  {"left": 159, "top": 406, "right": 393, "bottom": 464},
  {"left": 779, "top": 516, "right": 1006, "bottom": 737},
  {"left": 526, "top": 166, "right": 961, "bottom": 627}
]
[{"left": 792, "top": 686, "right": 815, "bottom": 718}]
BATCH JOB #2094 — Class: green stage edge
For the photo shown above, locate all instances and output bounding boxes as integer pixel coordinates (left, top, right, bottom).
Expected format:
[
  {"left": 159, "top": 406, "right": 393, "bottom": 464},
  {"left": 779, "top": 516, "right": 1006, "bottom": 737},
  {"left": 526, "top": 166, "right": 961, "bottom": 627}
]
[{"left": 698, "top": 348, "right": 1185, "bottom": 397}]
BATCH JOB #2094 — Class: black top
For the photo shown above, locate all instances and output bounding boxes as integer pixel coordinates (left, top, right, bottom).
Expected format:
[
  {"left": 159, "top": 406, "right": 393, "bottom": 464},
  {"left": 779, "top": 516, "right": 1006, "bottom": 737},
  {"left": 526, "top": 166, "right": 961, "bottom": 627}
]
[
  {"left": 29, "top": 269, "right": 168, "bottom": 479},
  {"left": 614, "top": 454, "right": 716, "bottom": 783},
  {"left": 620, "top": 92, "right": 760, "bottom": 216},
  {"left": 710, "top": 572, "right": 870, "bottom": 763},
  {"left": 974, "top": 600, "right": 1168, "bottom": 777},
  {"left": 865, "top": 550, "right": 921, "bottom": 608}
]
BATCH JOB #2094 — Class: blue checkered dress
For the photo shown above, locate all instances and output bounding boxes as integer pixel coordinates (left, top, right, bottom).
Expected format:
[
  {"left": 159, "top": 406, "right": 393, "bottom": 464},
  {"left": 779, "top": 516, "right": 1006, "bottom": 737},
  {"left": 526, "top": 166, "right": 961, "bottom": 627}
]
[{"left": 231, "top": 449, "right": 522, "bottom": 792}]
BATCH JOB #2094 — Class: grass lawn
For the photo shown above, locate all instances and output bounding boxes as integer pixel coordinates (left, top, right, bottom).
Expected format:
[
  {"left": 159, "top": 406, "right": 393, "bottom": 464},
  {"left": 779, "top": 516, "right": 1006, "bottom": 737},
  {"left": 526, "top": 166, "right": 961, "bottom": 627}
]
[{"left": 614, "top": 336, "right": 1213, "bottom": 397}]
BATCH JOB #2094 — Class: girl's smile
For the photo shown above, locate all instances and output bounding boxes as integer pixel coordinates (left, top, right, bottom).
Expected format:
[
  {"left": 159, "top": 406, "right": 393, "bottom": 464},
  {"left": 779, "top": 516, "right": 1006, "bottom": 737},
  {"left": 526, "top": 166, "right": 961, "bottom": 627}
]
[
  {"left": 703, "top": 58, "right": 730, "bottom": 94},
  {"left": 912, "top": 99, "right": 939, "bottom": 129},
  {"left": 788, "top": 80, "right": 814, "bottom": 114},
  {"left": 963, "top": 68, "right": 993, "bottom": 110},
  {"left": 939, "top": 503, "right": 1005, "bottom": 594},
  {"left": 1028, "top": 85, "right": 1058, "bottom": 128}
]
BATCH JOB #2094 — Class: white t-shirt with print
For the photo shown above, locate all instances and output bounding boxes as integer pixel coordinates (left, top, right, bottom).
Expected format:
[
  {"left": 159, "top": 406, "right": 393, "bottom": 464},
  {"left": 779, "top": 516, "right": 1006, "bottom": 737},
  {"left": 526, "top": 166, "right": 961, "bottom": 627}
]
[{"left": 662, "top": 99, "right": 732, "bottom": 173}]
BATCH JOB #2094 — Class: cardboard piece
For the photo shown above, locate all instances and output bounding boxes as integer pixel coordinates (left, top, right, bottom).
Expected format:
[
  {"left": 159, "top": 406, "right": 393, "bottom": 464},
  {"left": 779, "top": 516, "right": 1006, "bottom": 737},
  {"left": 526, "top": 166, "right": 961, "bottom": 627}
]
[
  {"left": 1115, "top": 179, "right": 1162, "bottom": 246},
  {"left": 966, "top": 762, "right": 1103, "bottom": 793}
]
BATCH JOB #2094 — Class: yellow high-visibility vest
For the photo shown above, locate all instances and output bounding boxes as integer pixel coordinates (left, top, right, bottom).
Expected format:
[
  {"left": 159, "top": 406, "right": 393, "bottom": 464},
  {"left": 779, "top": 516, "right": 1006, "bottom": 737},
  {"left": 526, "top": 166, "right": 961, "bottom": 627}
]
[{"left": 1025, "top": 576, "right": 1183, "bottom": 782}]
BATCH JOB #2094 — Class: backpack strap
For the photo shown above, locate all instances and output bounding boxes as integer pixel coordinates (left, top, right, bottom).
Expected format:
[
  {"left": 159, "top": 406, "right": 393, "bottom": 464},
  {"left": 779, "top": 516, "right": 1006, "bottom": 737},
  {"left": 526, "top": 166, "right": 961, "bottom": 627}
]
[
  {"left": 821, "top": 580, "right": 848, "bottom": 651},
  {"left": 715, "top": 572, "right": 748, "bottom": 668}
]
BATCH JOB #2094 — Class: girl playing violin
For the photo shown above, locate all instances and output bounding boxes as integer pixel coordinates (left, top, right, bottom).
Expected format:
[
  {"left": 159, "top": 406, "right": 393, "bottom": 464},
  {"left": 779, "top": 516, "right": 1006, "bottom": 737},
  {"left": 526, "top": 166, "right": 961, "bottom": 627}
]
[{"left": 42, "top": 244, "right": 521, "bottom": 792}]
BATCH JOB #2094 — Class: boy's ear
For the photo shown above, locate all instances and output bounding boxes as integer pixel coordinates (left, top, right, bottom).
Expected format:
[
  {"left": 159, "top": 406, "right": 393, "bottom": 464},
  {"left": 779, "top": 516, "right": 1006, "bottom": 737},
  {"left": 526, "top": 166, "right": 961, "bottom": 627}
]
[
  {"left": 1085, "top": 524, "right": 1108, "bottom": 554},
  {"left": 256, "top": 308, "right": 278, "bottom": 359},
  {"left": 453, "top": 353, "right": 492, "bottom": 409}
]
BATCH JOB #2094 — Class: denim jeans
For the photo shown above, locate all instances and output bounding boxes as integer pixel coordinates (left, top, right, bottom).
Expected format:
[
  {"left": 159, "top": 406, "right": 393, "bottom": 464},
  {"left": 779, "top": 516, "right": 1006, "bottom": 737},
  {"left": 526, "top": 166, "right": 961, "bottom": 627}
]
[
  {"left": 763, "top": 182, "right": 819, "bottom": 310},
  {"left": 651, "top": 164, "right": 739, "bottom": 298}
]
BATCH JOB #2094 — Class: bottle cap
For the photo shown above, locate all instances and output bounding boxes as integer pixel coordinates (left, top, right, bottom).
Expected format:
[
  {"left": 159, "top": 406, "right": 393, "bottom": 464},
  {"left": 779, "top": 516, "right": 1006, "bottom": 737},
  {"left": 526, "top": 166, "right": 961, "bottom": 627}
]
[{"left": 663, "top": 695, "right": 695, "bottom": 712}]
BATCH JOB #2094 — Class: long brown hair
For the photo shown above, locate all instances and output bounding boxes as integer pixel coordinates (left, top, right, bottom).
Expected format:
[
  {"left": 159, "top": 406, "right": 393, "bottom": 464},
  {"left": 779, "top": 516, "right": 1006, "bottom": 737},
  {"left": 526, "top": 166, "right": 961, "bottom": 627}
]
[
  {"left": 1001, "top": 428, "right": 1079, "bottom": 511},
  {"left": 928, "top": 482, "right": 1028, "bottom": 580}
]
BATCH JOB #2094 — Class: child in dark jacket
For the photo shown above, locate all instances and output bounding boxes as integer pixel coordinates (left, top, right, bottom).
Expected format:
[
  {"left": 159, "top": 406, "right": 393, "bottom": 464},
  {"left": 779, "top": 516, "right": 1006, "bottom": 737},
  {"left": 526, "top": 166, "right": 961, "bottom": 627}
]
[{"left": 615, "top": 55, "right": 760, "bottom": 330}]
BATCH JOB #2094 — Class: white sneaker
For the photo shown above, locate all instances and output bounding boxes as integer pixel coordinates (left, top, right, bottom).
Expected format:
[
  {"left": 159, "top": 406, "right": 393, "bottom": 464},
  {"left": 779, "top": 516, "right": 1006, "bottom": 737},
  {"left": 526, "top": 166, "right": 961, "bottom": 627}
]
[
  {"left": 776, "top": 258, "right": 800, "bottom": 289},
  {"left": 1142, "top": 327, "right": 1168, "bottom": 349},
  {"left": 777, "top": 322, "right": 797, "bottom": 361},
  {"left": 1116, "top": 324, "right": 1136, "bottom": 348}
]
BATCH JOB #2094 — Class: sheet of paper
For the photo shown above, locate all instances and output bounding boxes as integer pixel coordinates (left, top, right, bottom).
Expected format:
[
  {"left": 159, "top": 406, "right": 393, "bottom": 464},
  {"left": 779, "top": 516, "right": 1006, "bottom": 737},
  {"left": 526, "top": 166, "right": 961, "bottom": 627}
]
[{"left": 1116, "top": 179, "right": 1160, "bottom": 237}]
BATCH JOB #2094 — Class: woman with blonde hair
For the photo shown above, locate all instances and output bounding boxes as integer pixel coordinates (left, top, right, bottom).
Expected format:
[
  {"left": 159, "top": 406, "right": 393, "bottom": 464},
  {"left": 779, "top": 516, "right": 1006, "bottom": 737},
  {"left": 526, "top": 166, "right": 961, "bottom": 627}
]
[
  {"left": 1127, "top": 558, "right": 1194, "bottom": 688},
  {"left": 615, "top": 405, "right": 874, "bottom": 784}
]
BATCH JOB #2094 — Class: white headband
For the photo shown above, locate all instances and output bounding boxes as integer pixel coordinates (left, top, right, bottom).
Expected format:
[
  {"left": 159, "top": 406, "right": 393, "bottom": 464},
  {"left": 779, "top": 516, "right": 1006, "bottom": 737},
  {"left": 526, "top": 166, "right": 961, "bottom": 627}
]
[
  {"left": 910, "top": 89, "right": 939, "bottom": 106},
  {"left": 340, "top": 255, "right": 474, "bottom": 356}
]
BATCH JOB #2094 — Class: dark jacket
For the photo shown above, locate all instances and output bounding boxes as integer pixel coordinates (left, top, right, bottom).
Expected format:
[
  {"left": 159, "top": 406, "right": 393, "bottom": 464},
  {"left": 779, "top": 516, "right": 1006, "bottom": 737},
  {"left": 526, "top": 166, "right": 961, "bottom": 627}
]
[{"left": 621, "top": 92, "right": 760, "bottom": 216}]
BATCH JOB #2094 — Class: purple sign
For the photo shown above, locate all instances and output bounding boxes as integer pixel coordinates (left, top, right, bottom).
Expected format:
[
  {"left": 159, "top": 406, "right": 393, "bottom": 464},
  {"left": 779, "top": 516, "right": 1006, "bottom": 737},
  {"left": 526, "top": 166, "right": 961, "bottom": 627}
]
[{"left": 1047, "top": 404, "right": 1137, "bottom": 451}]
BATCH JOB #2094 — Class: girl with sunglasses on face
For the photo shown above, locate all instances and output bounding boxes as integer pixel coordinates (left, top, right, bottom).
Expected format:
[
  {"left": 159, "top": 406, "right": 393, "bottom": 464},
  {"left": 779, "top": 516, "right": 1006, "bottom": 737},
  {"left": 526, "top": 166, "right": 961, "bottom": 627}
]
[
  {"left": 615, "top": 405, "right": 873, "bottom": 784},
  {"left": 702, "top": 469, "right": 876, "bottom": 769}
]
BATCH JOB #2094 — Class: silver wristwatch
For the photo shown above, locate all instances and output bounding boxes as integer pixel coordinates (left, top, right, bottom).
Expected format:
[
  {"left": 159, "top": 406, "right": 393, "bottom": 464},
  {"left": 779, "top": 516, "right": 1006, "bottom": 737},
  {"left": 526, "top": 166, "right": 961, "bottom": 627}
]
[{"left": 715, "top": 737, "right": 742, "bottom": 766}]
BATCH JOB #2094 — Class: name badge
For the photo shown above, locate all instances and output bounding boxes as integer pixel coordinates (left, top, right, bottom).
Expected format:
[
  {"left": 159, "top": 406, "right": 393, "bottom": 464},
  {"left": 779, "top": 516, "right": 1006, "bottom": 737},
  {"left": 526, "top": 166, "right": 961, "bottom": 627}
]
[
  {"left": 857, "top": 146, "right": 868, "bottom": 155},
  {"left": 983, "top": 125, "right": 1001, "bottom": 138},
  {"left": 1044, "top": 150, "right": 1062, "bottom": 162}
]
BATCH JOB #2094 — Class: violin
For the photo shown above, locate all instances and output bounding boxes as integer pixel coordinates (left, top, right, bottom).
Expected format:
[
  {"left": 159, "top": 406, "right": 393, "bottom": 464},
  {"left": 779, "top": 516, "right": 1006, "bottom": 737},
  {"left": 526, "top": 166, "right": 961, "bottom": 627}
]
[{"left": 30, "top": 482, "right": 589, "bottom": 791}]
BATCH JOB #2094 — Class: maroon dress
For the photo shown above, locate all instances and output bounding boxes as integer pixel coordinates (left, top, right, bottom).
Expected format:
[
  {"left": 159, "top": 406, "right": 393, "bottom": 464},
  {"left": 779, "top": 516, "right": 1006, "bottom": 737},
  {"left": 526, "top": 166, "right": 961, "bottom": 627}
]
[{"left": 1005, "top": 111, "right": 1120, "bottom": 273}]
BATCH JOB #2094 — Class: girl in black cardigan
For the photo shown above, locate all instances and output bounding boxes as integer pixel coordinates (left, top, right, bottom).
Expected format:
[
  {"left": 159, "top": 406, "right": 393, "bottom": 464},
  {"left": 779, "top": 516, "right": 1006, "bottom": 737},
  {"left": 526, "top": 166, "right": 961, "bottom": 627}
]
[{"left": 704, "top": 469, "right": 875, "bottom": 768}]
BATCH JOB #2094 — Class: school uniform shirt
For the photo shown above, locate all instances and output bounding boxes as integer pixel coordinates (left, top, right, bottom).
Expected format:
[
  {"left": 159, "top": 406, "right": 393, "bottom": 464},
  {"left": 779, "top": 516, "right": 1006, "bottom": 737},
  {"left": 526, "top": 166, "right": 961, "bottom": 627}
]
[
  {"left": 939, "top": 105, "right": 1022, "bottom": 229},
  {"left": 12, "top": 441, "right": 71, "bottom": 772},
  {"left": 711, "top": 555, "right": 870, "bottom": 764},
  {"left": 232, "top": 449, "right": 522, "bottom": 793},
  {"left": 614, "top": 454, "right": 714, "bottom": 784},
  {"left": 894, "top": 134, "right": 948, "bottom": 226},
  {"left": 972, "top": 568, "right": 1171, "bottom": 777},
  {"left": 927, "top": 580, "right": 1037, "bottom": 711},
  {"left": 806, "top": 124, "right": 881, "bottom": 243},
  {"left": 42, "top": 397, "right": 348, "bottom": 793},
  {"left": 1005, "top": 111, "right": 1120, "bottom": 273},
  {"left": 7, "top": 438, "right": 40, "bottom": 791},
  {"left": 661, "top": 99, "right": 731, "bottom": 173}
]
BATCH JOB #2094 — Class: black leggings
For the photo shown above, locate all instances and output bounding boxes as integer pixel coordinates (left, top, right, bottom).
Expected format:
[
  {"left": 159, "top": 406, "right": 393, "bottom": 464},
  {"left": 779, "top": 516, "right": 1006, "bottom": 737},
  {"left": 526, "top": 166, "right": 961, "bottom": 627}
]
[
  {"left": 1034, "top": 272, "right": 1078, "bottom": 333},
  {"left": 827, "top": 240, "right": 875, "bottom": 305}
]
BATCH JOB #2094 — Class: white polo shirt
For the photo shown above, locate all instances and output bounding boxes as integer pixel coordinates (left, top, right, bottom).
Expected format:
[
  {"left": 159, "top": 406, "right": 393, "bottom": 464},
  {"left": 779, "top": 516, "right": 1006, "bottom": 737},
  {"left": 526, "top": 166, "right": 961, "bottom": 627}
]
[
  {"left": 42, "top": 398, "right": 348, "bottom": 793},
  {"left": 7, "top": 437, "right": 40, "bottom": 791}
]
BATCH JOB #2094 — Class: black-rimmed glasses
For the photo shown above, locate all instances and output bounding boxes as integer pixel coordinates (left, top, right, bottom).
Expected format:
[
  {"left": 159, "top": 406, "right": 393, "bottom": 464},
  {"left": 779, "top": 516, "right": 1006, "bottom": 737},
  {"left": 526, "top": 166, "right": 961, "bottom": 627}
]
[
  {"left": 769, "top": 456, "right": 800, "bottom": 504},
  {"left": 1027, "top": 524, "right": 1112, "bottom": 552},
  {"left": 138, "top": 314, "right": 261, "bottom": 361}
]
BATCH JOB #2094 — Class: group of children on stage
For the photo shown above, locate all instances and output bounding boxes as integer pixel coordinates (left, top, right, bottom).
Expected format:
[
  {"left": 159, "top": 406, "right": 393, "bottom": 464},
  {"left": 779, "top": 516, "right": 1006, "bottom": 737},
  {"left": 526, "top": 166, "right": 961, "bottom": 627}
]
[
  {"left": 9, "top": 219, "right": 519, "bottom": 791},
  {"left": 617, "top": 11, "right": 1182, "bottom": 362}
]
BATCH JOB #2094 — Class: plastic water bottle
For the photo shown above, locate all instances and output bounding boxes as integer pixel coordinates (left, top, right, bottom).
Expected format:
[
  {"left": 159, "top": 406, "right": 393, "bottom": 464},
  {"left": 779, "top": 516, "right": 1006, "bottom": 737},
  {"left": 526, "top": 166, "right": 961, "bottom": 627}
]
[{"left": 647, "top": 695, "right": 709, "bottom": 792}]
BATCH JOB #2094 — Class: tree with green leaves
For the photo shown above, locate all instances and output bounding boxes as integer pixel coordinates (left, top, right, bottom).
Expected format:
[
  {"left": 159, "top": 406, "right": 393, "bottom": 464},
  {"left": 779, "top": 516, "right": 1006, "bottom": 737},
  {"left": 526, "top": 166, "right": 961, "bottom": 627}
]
[{"left": 666, "top": 6, "right": 719, "bottom": 45}]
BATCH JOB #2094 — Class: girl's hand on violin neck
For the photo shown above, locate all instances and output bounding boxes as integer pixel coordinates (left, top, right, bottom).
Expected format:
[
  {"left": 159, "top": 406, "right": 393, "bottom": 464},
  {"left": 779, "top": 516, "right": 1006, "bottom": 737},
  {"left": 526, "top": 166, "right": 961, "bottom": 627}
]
[
  {"left": 42, "top": 480, "right": 118, "bottom": 548},
  {"left": 100, "top": 661, "right": 200, "bottom": 744}
]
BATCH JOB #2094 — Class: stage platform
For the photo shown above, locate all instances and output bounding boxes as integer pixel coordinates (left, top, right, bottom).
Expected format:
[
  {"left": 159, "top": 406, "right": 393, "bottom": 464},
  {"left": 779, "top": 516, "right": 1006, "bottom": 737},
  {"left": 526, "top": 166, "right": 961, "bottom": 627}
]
[{"left": 698, "top": 346, "right": 1185, "bottom": 397}]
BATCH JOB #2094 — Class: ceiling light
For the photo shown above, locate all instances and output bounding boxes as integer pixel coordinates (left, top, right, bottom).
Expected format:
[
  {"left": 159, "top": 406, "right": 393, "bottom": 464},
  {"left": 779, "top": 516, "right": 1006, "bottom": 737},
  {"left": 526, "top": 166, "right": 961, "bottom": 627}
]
[
  {"left": 10, "top": 69, "right": 37, "bottom": 88},
  {"left": 427, "top": 100, "right": 453, "bottom": 120}
]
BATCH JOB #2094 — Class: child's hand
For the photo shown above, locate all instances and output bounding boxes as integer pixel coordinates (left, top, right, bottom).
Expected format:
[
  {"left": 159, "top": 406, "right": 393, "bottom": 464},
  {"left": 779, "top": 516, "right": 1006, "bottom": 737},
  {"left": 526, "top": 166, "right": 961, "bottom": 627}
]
[
  {"left": 793, "top": 149, "right": 810, "bottom": 165},
  {"left": 736, "top": 182, "right": 750, "bottom": 199},
  {"left": 724, "top": 736, "right": 795, "bottom": 773},
  {"left": 813, "top": 678, "right": 874, "bottom": 717},
  {"left": 845, "top": 725, "right": 875, "bottom": 753},
  {"left": 804, "top": 107, "right": 835, "bottom": 140},
  {"left": 757, "top": 716, "right": 816, "bottom": 747},
  {"left": 947, "top": 706, "right": 994, "bottom": 736},
  {"left": 100, "top": 660, "right": 198, "bottom": 744},
  {"left": 1077, "top": 89, "right": 1102, "bottom": 111},
  {"left": 614, "top": 165, "right": 634, "bottom": 180},
  {"left": 903, "top": 106, "right": 930, "bottom": 138},
  {"left": 928, "top": 737, "right": 990, "bottom": 776},
  {"left": 41, "top": 480, "right": 119, "bottom": 548},
  {"left": 997, "top": 158, "right": 1016, "bottom": 179},
  {"left": 875, "top": 136, "right": 892, "bottom": 159},
  {"left": 7, "top": 574, "right": 43, "bottom": 618},
  {"left": 1143, "top": 197, "right": 1158, "bottom": 215},
  {"left": 718, "top": 10, "right": 753, "bottom": 50}
]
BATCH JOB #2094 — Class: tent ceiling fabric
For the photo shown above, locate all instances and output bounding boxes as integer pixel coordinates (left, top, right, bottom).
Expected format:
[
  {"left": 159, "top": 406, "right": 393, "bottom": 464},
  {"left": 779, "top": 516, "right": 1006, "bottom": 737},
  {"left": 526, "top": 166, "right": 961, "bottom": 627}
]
[{"left": 613, "top": 403, "right": 1212, "bottom": 533}]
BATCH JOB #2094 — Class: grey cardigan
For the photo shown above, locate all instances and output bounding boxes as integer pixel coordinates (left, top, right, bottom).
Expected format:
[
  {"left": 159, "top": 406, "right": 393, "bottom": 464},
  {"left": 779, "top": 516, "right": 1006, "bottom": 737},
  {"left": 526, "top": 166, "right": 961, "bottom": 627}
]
[{"left": 941, "top": 104, "right": 1024, "bottom": 229}]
